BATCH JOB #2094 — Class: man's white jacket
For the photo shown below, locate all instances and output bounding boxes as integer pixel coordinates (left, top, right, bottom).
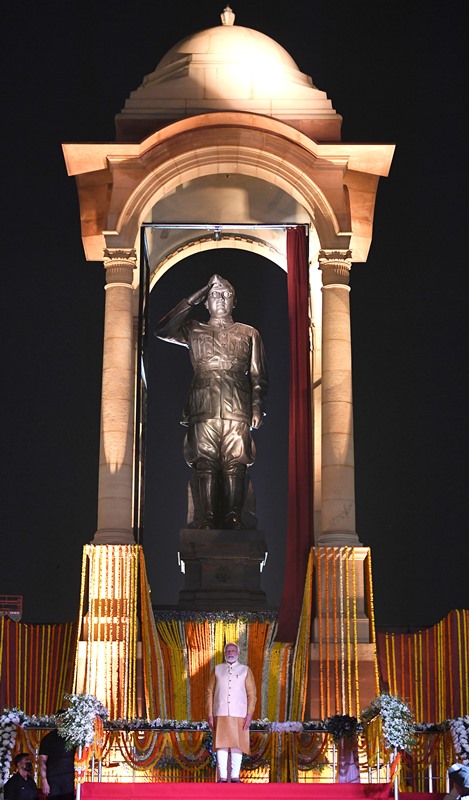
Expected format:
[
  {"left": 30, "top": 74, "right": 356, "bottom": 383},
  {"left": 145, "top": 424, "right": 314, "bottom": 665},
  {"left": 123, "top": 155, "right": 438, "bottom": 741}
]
[{"left": 206, "top": 661, "right": 257, "bottom": 718}]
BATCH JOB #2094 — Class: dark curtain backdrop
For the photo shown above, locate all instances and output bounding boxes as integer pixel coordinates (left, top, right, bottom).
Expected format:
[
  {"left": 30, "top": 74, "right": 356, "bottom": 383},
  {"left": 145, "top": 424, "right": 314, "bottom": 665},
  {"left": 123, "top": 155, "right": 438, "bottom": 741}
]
[{"left": 277, "top": 226, "right": 314, "bottom": 642}]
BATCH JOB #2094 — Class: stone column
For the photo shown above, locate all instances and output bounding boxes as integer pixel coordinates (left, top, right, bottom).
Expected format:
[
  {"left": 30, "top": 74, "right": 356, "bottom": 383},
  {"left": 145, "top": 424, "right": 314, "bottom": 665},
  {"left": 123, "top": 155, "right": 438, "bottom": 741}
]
[
  {"left": 93, "top": 249, "right": 137, "bottom": 545},
  {"left": 318, "top": 250, "right": 360, "bottom": 546}
]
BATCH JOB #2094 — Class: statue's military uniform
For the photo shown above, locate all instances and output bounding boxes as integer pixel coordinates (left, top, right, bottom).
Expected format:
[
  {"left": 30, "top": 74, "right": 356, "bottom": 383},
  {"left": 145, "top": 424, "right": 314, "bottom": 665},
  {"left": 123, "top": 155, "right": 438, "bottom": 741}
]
[
  {"left": 183, "top": 319, "right": 266, "bottom": 422},
  {"left": 155, "top": 295, "right": 268, "bottom": 528}
]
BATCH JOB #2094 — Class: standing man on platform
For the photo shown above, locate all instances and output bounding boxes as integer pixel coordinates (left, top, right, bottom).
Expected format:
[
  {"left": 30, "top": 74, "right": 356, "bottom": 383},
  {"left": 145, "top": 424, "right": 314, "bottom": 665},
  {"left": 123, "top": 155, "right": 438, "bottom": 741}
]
[
  {"left": 205, "top": 642, "right": 257, "bottom": 783},
  {"left": 155, "top": 274, "right": 268, "bottom": 530}
]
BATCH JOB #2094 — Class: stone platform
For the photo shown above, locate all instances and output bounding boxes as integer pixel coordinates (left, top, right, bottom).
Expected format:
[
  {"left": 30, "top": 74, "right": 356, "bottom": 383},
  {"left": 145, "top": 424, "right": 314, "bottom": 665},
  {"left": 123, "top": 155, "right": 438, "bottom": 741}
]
[
  {"left": 178, "top": 528, "right": 268, "bottom": 610},
  {"left": 80, "top": 782, "right": 396, "bottom": 798}
]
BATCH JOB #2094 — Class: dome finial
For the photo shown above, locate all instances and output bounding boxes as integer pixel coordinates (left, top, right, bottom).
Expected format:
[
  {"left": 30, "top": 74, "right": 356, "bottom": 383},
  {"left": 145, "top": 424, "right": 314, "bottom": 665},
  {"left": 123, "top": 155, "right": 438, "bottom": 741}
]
[{"left": 220, "top": 5, "right": 235, "bottom": 26}]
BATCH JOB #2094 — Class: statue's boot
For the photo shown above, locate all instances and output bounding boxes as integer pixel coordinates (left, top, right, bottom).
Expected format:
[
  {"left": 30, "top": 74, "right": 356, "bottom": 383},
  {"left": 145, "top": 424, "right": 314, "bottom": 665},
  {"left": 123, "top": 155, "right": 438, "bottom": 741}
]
[
  {"left": 198, "top": 473, "right": 218, "bottom": 529},
  {"left": 223, "top": 471, "right": 245, "bottom": 530}
]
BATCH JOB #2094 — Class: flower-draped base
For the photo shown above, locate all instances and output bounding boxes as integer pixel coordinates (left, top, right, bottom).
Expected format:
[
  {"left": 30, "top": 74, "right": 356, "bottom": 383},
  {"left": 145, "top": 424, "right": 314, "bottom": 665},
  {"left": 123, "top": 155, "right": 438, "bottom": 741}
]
[
  {"left": 361, "top": 693, "right": 416, "bottom": 791},
  {"left": 0, "top": 707, "right": 461, "bottom": 788},
  {"left": 361, "top": 693, "right": 416, "bottom": 753}
]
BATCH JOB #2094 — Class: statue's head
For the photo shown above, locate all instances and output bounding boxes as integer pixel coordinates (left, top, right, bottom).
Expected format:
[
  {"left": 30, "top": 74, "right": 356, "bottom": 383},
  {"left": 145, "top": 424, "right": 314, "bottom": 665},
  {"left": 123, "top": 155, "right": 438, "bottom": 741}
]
[{"left": 205, "top": 274, "right": 236, "bottom": 318}]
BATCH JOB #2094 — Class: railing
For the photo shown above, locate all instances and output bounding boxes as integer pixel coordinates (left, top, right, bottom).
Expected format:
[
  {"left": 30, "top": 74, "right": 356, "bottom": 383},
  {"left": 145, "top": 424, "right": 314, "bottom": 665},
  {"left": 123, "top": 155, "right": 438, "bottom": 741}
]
[
  {"left": 0, "top": 595, "right": 22, "bottom": 620},
  {"left": 12, "top": 726, "right": 454, "bottom": 794}
]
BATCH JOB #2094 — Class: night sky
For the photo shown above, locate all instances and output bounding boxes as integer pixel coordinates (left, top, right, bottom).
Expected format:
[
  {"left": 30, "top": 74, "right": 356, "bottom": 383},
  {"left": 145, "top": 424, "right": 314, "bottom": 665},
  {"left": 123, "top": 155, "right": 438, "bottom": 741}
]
[{"left": 1, "top": 0, "right": 467, "bottom": 630}]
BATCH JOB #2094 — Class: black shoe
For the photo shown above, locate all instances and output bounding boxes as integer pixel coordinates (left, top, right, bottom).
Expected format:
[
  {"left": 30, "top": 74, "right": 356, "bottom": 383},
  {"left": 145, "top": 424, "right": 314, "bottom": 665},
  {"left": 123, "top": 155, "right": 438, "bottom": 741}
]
[
  {"left": 199, "top": 514, "right": 216, "bottom": 529},
  {"left": 231, "top": 777, "right": 242, "bottom": 782},
  {"left": 217, "top": 778, "right": 228, "bottom": 782}
]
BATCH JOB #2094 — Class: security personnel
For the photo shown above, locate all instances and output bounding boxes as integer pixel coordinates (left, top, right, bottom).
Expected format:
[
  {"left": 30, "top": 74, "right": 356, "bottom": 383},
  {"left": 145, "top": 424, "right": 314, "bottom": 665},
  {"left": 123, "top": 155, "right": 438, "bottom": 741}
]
[{"left": 4, "top": 753, "right": 38, "bottom": 800}]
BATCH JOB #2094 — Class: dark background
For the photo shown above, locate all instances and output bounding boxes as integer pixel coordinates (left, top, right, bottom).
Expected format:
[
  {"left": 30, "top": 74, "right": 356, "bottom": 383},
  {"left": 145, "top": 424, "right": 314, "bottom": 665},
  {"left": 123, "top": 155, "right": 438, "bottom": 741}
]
[{"left": 1, "top": 0, "right": 467, "bottom": 629}]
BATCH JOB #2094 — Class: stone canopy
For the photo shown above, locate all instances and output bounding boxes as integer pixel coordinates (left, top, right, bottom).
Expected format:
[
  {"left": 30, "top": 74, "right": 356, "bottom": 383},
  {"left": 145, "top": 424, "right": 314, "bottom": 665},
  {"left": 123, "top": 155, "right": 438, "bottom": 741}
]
[
  {"left": 63, "top": 7, "right": 393, "bottom": 264},
  {"left": 115, "top": 7, "right": 342, "bottom": 142}
]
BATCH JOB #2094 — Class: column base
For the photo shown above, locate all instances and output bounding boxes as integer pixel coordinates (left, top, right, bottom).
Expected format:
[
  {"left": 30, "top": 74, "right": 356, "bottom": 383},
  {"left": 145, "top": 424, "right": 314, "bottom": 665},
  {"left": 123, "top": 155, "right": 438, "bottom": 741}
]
[
  {"left": 317, "top": 531, "right": 362, "bottom": 546},
  {"left": 308, "top": 546, "right": 379, "bottom": 716},
  {"left": 92, "top": 529, "right": 135, "bottom": 545},
  {"left": 74, "top": 543, "right": 142, "bottom": 718}
]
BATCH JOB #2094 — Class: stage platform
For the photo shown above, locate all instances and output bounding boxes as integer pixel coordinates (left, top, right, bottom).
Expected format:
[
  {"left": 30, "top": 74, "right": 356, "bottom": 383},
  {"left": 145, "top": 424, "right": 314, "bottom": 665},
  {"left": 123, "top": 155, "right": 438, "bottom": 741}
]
[
  {"left": 80, "top": 784, "right": 448, "bottom": 799},
  {"left": 80, "top": 783, "right": 397, "bottom": 799}
]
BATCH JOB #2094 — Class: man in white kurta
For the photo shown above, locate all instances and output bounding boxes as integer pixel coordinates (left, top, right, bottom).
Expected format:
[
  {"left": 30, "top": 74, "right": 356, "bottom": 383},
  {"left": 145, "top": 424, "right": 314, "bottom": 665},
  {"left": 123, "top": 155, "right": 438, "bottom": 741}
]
[{"left": 206, "top": 642, "right": 257, "bottom": 783}]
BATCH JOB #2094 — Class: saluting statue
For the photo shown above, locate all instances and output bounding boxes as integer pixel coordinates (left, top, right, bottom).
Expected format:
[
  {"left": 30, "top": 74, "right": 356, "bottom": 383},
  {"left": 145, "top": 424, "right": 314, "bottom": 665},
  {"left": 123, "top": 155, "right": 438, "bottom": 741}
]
[{"left": 155, "top": 274, "right": 268, "bottom": 530}]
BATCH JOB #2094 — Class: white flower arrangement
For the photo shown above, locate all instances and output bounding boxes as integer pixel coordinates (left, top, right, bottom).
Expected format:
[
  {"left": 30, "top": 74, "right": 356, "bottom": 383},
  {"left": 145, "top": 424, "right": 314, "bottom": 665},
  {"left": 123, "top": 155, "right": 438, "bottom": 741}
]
[
  {"left": 449, "top": 716, "right": 469, "bottom": 765},
  {"left": 57, "top": 694, "right": 108, "bottom": 750},
  {"left": 269, "top": 721, "right": 304, "bottom": 733},
  {"left": 0, "top": 708, "right": 30, "bottom": 788},
  {"left": 0, "top": 697, "right": 109, "bottom": 785},
  {"left": 361, "top": 693, "right": 416, "bottom": 753}
]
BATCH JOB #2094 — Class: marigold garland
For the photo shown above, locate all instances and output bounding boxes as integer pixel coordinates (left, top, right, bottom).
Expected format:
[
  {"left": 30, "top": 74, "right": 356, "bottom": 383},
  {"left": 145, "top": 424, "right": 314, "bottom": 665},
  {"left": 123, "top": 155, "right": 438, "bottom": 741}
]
[
  {"left": 289, "top": 548, "right": 313, "bottom": 720},
  {"left": 1, "top": 617, "right": 76, "bottom": 718},
  {"left": 378, "top": 610, "right": 469, "bottom": 725},
  {"left": 143, "top": 607, "right": 292, "bottom": 723},
  {"left": 118, "top": 731, "right": 168, "bottom": 769},
  {"left": 75, "top": 546, "right": 139, "bottom": 719}
]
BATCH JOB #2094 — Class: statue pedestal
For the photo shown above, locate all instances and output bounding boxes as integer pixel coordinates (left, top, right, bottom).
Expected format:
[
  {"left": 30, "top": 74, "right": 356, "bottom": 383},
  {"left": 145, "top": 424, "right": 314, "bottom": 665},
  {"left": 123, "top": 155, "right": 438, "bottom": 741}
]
[{"left": 178, "top": 529, "right": 268, "bottom": 610}]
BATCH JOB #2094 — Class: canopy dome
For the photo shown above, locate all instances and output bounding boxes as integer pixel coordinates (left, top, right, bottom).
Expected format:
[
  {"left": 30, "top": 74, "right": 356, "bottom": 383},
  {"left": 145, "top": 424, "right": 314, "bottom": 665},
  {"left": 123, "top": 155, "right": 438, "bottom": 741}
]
[
  {"left": 115, "top": 7, "right": 341, "bottom": 142},
  {"left": 157, "top": 21, "right": 300, "bottom": 73}
]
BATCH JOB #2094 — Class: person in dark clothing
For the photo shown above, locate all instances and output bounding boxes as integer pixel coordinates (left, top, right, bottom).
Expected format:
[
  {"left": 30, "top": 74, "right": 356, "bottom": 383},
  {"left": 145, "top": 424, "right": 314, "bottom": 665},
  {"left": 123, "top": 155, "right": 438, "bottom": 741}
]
[
  {"left": 39, "top": 722, "right": 75, "bottom": 800},
  {"left": 445, "top": 763, "right": 469, "bottom": 799},
  {"left": 4, "top": 752, "right": 38, "bottom": 800}
]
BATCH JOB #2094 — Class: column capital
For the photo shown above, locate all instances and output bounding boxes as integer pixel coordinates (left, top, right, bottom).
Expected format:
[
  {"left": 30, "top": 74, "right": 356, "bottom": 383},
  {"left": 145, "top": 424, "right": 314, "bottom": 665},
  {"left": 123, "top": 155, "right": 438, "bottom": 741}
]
[
  {"left": 318, "top": 250, "right": 352, "bottom": 286},
  {"left": 103, "top": 249, "right": 137, "bottom": 286}
]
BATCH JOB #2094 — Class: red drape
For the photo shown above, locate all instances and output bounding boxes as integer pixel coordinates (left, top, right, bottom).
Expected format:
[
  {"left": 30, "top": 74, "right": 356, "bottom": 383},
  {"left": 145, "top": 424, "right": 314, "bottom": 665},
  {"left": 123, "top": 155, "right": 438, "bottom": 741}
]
[{"left": 277, "top": 227, "right": 314, "bottom": 643}]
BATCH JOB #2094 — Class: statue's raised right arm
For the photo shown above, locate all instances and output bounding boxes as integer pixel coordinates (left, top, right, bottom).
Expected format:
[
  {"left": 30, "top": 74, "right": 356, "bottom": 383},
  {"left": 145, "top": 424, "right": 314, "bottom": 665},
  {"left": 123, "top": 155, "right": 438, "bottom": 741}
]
[{"left": 154, "top": 282, "right": 213, "bottom": 345}]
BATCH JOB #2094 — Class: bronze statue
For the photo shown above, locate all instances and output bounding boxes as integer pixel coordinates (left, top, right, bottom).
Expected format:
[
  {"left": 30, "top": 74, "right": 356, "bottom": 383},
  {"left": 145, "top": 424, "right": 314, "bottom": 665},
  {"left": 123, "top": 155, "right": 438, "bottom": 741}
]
[{"left": 155, "top": 274, "right": 268, "bottom": 530}]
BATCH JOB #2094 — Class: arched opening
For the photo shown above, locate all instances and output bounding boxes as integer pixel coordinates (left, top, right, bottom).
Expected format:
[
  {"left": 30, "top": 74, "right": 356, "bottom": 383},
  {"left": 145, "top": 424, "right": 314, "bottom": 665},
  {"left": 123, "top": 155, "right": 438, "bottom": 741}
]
[{"left": 142, "top": 247, "right": 290, "bottom": 608}]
